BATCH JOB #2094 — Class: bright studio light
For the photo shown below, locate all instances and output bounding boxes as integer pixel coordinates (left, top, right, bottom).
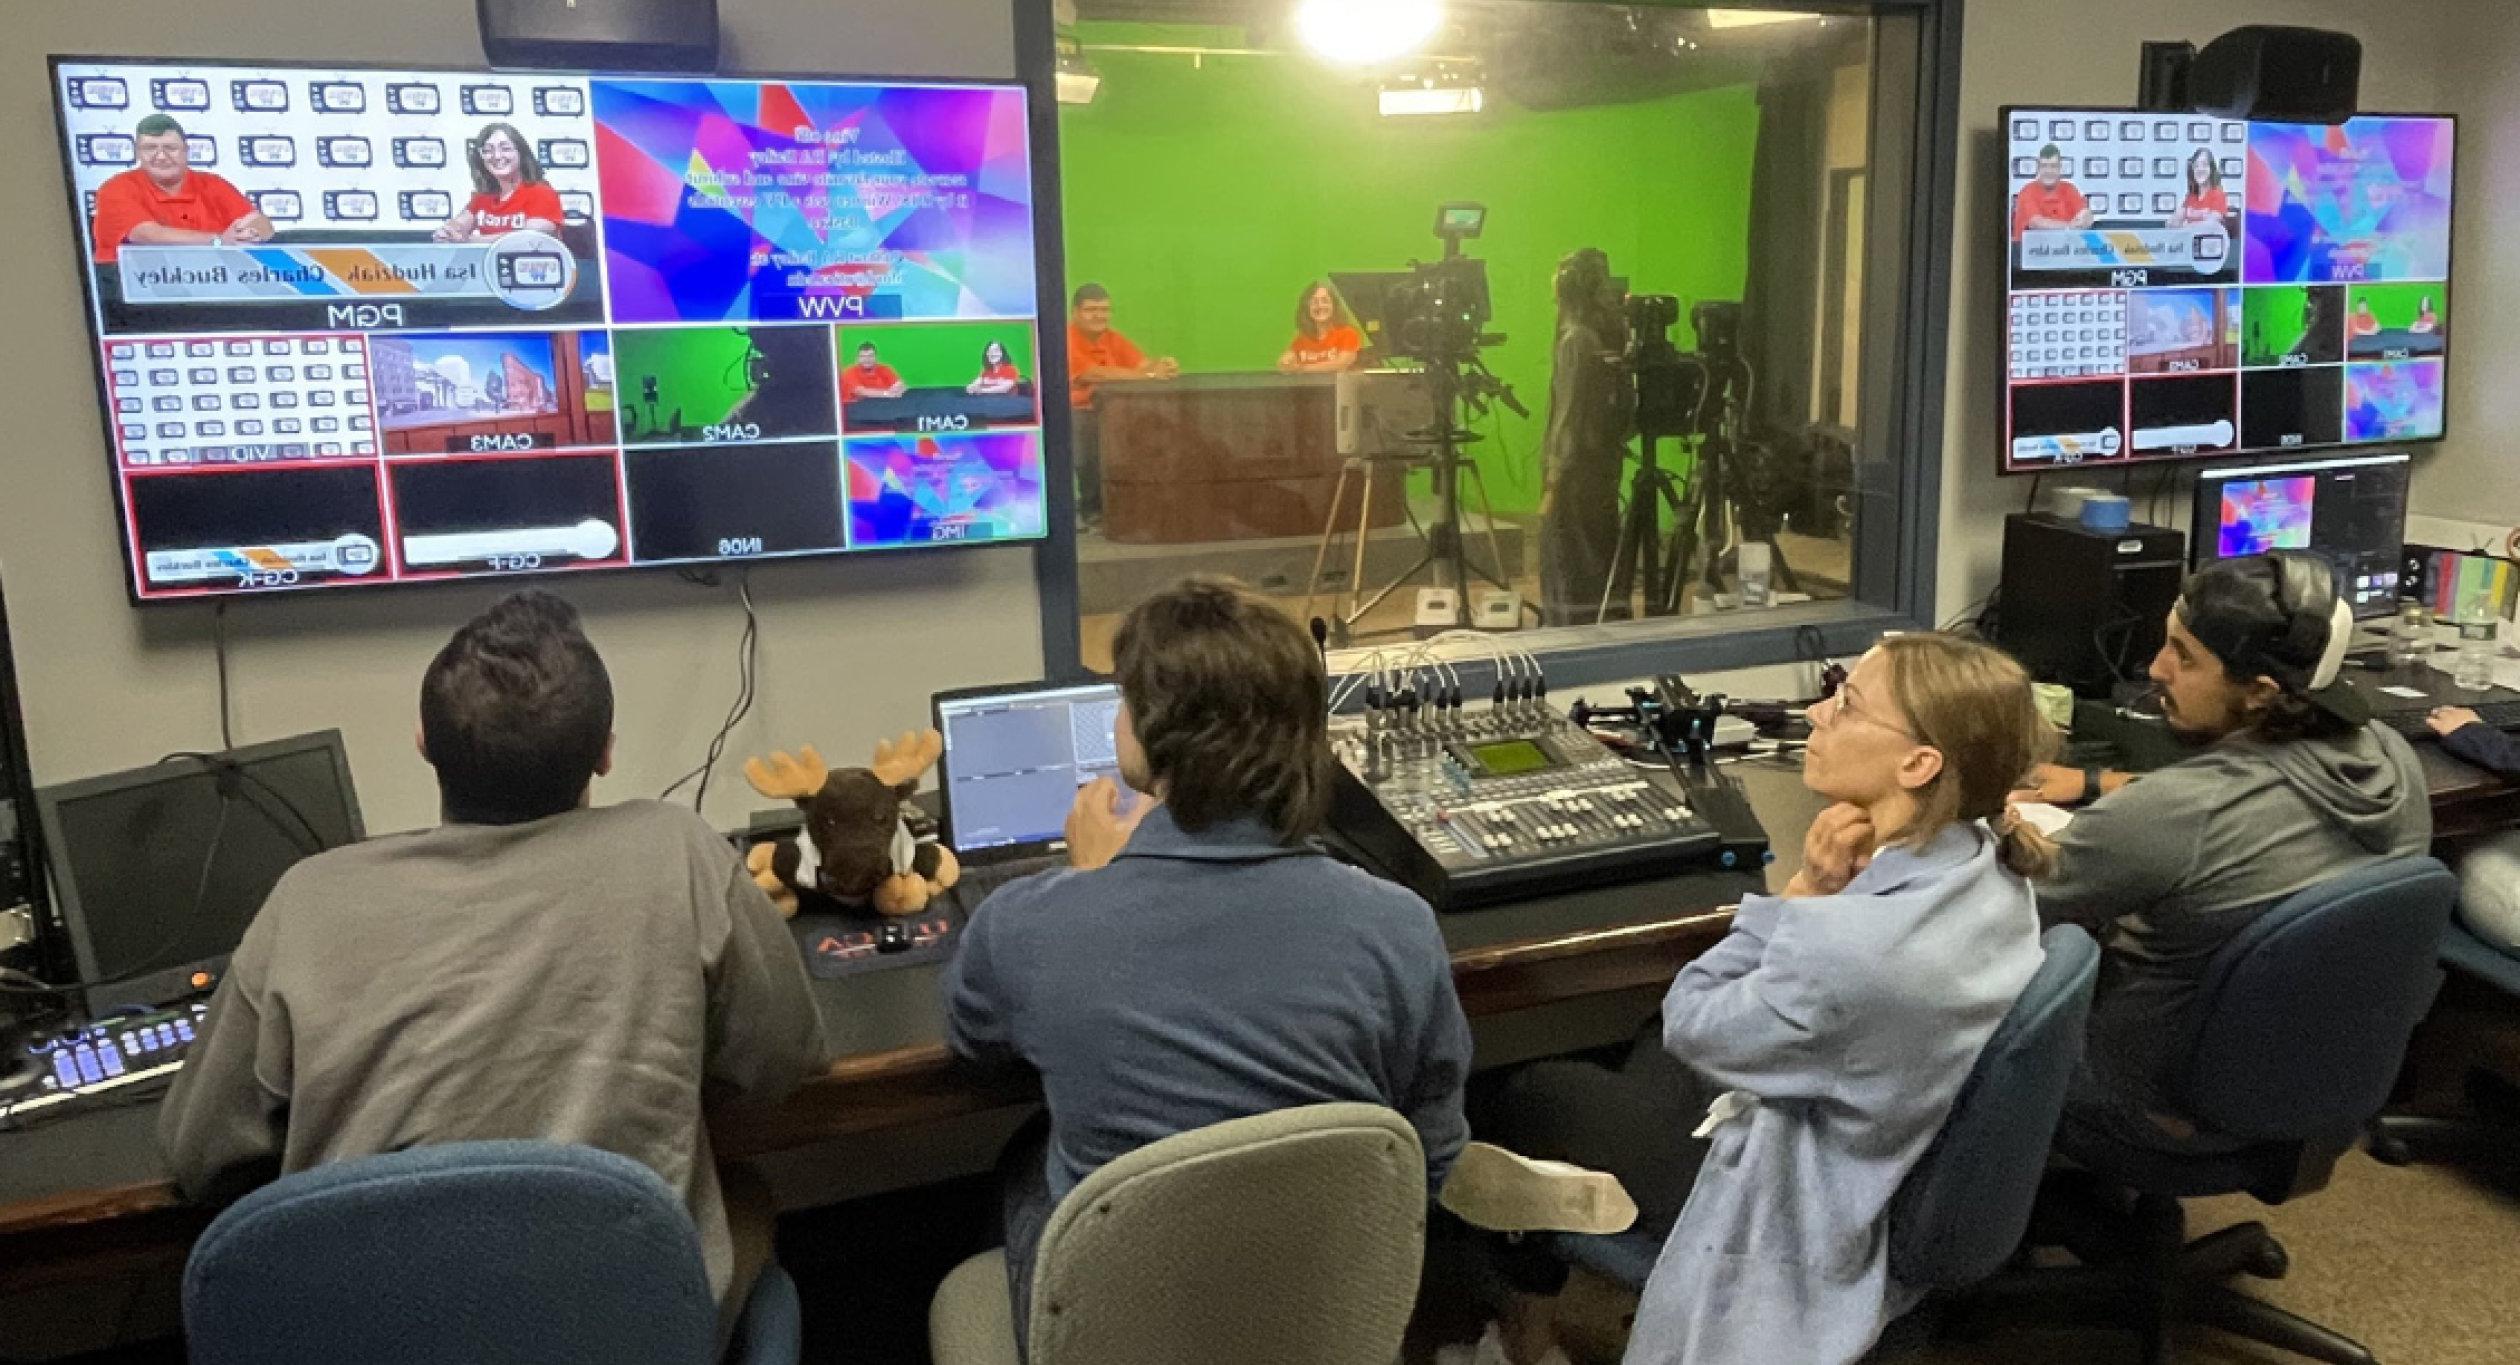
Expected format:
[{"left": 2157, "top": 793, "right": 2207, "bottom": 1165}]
[
  {"left": 1296, "top": 0, "right": 1444, "bottom": 67},
  {"left": 1704, "top": 9, "right": 1824, "bottom": 29}
]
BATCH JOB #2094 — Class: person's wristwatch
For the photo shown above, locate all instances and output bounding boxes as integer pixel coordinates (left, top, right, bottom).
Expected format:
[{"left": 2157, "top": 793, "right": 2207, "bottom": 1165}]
[{"left": 2081, "top": 766, "right": 2107, "bottom": 805}]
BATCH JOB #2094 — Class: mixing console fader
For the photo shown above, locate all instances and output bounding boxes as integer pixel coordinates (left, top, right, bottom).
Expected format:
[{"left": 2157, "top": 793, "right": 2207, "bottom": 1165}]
[{"left": 1327, "top": 699, "right": 1724, "bottom": 910}]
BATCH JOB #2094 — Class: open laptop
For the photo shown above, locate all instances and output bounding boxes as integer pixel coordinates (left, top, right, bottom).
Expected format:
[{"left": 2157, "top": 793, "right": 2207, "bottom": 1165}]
[{"left": 932, "top": 679, "right": 1129, "bottom": 907}]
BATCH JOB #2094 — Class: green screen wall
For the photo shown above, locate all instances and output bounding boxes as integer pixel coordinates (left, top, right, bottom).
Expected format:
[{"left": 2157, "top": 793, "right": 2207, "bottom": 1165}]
[{"left": 1058, "top": 25, "right": 1763, "bottom": 514}]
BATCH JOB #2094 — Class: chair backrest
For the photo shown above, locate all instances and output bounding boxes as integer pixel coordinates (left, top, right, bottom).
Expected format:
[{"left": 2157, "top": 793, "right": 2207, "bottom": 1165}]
[
  {"left": 1887, "top": 924, "right": 2100, "bottom": 1290},
  {"left": 1026, "top": 1103, "right": 1427, "bottom": 1365},
  {"left": 2178, "top": 856, "right": 2455, "bottom": 1144},
  {"left": 184, "top": 1141, "right": 720, "bottom": 1365}
]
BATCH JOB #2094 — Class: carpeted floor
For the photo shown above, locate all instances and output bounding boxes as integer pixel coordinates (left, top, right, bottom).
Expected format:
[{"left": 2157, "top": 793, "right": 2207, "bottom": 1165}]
[{"left": 1545, "top": 1148, "right": 2520, "bottom": 1365}]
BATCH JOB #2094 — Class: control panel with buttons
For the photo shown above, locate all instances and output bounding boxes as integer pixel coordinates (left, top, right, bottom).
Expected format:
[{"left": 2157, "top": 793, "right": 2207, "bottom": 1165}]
[
  {"left": 1327, "top": 700, "right": 1723, "bottom": 910},
  {"left": 2, "top": 1000, "right": 210, "bottom": 1121}
]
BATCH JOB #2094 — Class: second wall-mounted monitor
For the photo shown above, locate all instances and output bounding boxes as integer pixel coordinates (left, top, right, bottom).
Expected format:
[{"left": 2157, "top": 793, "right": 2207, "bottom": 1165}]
[{"left": 2001, "top": 108, "right": 2454, "bottom": 475}]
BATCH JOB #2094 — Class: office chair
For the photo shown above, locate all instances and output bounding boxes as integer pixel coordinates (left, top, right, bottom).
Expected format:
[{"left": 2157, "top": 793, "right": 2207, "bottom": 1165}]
[
  {"left": 183, "top": 1140, "right": 801, "bottom": 1365},
  {"left": 1537, "top": 924, "right": 2102, "bottom": 1359},
  {"left": 928, "top": 1103, "right": 1427, "bottom": 1365},
  {"left": 2370, "top": 915, "right": 2520, "bottom": 1166},
  {"left": 1986, "top": 856, "right": 2456, "bottom": 1365}
]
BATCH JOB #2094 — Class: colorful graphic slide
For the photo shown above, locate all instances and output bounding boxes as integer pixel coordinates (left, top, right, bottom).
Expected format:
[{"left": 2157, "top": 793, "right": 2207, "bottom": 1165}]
[
  {"left": 2345, "top": 360, "right": 2446, "bottom": 443},
  {"left": 373, "top": 330, "right": 614, "bottom": 454},
  {"left": 2217, "top": 477, "right": 2316, "bottom": 558},
  {"left": 2246, "top": 117, "right": 2455, "bottom": 285},
  {"left": 593, "top": 80, "right": 1037, "bottom": 324},
  {"left": 845, "top": 431, "right": 1046, "bottom": 547}
]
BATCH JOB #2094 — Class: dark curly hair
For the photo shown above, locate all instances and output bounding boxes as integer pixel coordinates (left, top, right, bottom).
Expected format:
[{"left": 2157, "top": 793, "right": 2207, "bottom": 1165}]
[{"left": 1112, "top": 577, "right": 1331, "bottom": 843}]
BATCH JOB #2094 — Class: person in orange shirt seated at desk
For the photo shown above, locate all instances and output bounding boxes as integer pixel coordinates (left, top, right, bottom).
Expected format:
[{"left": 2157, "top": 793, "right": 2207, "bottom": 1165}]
[
  {"left": 2012, "top": 143, "right": 2094, "bottom": 240},
  {"left": 1066, "top": 283, "right": 1177, "bottom": 523},
  {"left": 1278, "top": 281, "right": 1365, "bottom": 374},
  {"left": 841, "top": 342, "right": 908, "bottom": 402},
  {"left": 89, "top": 114, "right": 273, "bottom": 265},
  {"left": 968, "top": 339, "right": 1025, "bottom": 395},
  {"left": 435, "top": 123, "right": 564, "bottom": 242},
  {"left": 2166, "top": 148, "right": 2231, "bottom": 228}
]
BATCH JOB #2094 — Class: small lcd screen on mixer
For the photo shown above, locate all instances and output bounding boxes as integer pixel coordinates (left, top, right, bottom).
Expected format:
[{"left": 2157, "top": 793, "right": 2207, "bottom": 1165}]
[{"left": 1465, "top": 739, "right": 1552, "bottom": 777}]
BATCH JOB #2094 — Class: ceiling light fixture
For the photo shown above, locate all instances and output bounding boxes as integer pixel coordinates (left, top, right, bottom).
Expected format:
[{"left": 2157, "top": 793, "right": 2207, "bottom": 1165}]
[
  {"left": 1704, "top": 9, "right": 1824, "bottom": 29},
  {"left": 1297, "top": 0, "right": 1445, "bottom": 67}
]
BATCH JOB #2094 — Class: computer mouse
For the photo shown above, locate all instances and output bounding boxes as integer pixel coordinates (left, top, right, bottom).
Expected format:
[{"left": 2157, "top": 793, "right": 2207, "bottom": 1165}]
[{"left": 876, "top": 922, "right": 913, "bottom": 954}]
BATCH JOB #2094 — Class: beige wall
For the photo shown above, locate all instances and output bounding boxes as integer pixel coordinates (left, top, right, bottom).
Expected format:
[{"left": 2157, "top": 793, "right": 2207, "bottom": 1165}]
[
  {"left": 0, "top": 0, "right": 1048, "bottom": 834},
  {"left": 2416, "top": 1, "right": 2520, "bottom": 528},
  {"left": 1938, "top": 2, "right": 2460, "bottom": 621}
]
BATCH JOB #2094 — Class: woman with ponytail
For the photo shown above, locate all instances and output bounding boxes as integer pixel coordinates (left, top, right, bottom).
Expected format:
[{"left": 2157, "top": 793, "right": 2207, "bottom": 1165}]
[{"left": 1458, "top": 634, "right": 2059, "bottom": 1365}]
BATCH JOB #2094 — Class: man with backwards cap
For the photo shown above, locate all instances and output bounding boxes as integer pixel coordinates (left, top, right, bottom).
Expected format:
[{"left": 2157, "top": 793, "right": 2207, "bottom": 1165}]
[{"left": 2023, "top": 551, "right": 2432, "bottom": 1148}]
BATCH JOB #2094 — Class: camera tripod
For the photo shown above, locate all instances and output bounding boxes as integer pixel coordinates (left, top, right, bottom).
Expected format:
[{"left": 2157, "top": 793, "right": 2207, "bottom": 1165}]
[
  {"left": 1596, "top": 407, "right": 1801, "bottom": 624},
  {"left": 1304, "top": 358, "right": 1516, "bottom": 642}
]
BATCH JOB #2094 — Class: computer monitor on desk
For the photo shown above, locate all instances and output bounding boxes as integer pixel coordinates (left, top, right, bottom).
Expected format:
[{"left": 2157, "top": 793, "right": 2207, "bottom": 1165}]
[
  {"left": 933, "top": 681, "right": 1124, "bottom": 859},
  {"left": 0, "top": 568, "right": 43, "bottom": 956},
  {"left": 2191, "top": 451, "right": 2412, "bottom": 620},
  {"left": 36, "top": 731, "right": 362, "bottom": 1014}
]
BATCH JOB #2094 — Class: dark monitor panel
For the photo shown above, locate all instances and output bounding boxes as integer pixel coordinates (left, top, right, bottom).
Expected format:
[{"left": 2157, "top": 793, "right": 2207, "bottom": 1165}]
[
  {"left": 36, "top": 730, "right": 362, "bottom": 1012},
  {"left": 2191, "top": 451, "right": 2412, "bottom": 620}
]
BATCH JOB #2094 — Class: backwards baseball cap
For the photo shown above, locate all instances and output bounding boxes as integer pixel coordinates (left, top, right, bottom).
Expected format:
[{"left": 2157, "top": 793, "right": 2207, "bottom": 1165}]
[{"left": 2175, "top": 551, "right": 2369, "bottom": 728}]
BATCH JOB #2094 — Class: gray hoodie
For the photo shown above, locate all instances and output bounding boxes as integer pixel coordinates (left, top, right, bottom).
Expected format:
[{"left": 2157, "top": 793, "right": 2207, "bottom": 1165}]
[{"left": 2040, "top": 721, "right": 2432, "bottom": 1116}]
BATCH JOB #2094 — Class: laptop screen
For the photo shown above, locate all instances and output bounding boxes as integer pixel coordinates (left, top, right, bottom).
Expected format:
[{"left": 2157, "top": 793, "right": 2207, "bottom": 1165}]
[{"left": 937, "top": 682, "right": 1125, "bottom": 856}]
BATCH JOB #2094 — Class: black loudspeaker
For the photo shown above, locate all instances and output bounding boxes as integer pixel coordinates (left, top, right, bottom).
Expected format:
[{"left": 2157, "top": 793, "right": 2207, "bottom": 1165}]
[
  {"left": 478, "top": 0, "right": 719, "bottom": 73},
  {"left": 1996, "top": 514, "right": 2188, "bottom": 700},
  {"left": 2189, "top": 26, "right": 2360, "bottom": 124}
]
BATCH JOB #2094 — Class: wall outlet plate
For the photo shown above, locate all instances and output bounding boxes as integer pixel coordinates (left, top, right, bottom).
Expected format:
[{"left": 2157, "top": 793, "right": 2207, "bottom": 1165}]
[
  {"left": 1413, "top": 588, "right": 1460, "bottom": 627},
  {"left": 1474, "top": 591, "right": 1521, "bottom": 628}
]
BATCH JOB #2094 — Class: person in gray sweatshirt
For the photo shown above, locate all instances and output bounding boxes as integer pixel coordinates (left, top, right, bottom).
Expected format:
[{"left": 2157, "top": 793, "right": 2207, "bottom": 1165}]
[
  {"left": 157, "top": 590, "right": 829, "bottom": 1340},
  {"left": 2025, "top": 552, "right": 2432, "bottom": 1149}
]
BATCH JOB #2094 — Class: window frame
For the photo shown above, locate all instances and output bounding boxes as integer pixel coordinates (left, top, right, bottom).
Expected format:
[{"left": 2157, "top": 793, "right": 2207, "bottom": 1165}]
[{"left": 1018, "top": 0, "right": 1965, "bottom": 687}]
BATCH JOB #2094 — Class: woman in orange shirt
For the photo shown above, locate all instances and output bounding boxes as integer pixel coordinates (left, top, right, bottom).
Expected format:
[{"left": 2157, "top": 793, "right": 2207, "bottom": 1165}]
[
  {"left": 967, "top": 339, "right": 1025, "bottom": 395},
  {"left": 434, "top": 123, "right": 564, "bottom": 243},
  {"left": 2167, "top": 148, "right": 2231, "bottom": 229},
  {"left": 1277, "top": 282, "right": 1365, "bottom": 374}
]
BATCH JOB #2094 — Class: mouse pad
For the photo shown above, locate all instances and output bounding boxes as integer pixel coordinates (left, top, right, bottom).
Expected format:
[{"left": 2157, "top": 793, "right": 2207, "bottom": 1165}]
[{"left": 788, "top": 902, "right": 964, "bottom": 979}]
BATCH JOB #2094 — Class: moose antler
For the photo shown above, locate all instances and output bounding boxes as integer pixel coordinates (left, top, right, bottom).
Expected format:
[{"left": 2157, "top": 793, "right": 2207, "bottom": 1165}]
[
  {"left": 744, "top": 746, "right": 830, "bottom": 802},
  {"left": 870, "top": 729, "right": 944, "bottom": 787}
]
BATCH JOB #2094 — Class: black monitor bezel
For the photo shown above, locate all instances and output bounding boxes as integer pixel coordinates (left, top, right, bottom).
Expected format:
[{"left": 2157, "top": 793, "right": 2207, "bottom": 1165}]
[
  {"left": 930, "top": 678, "right": 1123, "bottom": 864},
  {"left": 1995, "top": 103, "right": 2458, "bottom": 479},
  {"left": 49, "top": 53, "right": 1062, "bottom": 606},
  {"left": 33, "top": 727, "right": 363, "bottom": 1013}
]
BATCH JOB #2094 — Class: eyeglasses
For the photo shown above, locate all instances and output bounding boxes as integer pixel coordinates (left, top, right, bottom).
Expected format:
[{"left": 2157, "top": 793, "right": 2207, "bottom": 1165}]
[{"left": 1810, "top": 686, "right": 1919, "bottom": 742}]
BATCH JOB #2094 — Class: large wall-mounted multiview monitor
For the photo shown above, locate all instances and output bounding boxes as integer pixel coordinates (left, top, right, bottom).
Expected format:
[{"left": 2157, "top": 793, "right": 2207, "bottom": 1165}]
[
  {"left": 2000, "top": 107, "right": 2454, "bottom": 476},
  {"left": 54, "top": 58, "right": 1050, "bottom": 601}
]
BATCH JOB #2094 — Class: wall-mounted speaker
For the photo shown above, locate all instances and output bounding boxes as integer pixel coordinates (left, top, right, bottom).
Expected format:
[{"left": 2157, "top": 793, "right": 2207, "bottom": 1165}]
[
  {"left": 478, "top": 0, "right": 720, "bottom": 73},
  {"left": 2189, "top": 26, "right": 2360, "bottom": 124}
]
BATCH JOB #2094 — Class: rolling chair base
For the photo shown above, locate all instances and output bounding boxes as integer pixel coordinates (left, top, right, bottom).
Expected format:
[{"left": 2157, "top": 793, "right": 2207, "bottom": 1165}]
[{"left": 1960, "top": 1191, "right": 2378, "bottom": 1365}]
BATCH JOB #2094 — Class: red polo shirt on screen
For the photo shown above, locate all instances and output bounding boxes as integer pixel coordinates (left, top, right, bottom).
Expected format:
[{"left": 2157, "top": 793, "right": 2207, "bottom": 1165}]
[
  {"left": 467, "top": 181, "right": 565, "bottom": 237},
  {"left": 2011, "top": 180, "right": 2090, "bottom": 240},
  {"left": 91, "top": 168, "right": 256, "bottom": 264},
  {"left": 980, "top": 361, "right": 1023, "bottom": 386},
  {"left": 1068, "top": 325, "right": 1147, "bottom": 409},
  {"left": 841, "top": 363, "right": 905, "bottom": 402}
]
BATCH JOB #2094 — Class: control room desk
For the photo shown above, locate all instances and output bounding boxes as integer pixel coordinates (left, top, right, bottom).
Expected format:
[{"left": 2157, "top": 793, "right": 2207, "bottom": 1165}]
[
  {"left": 0, "top": 759, "right": 1820, "bottom": 1301},
  {"left": 1092, "top": 372, "right": 1408, "bottom": 545}
]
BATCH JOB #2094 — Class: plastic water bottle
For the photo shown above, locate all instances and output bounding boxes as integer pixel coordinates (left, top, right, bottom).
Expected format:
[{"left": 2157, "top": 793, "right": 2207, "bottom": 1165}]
[
  {"left": 2454, "top": 613, "right": 2499, "bottom": 692},
  {"left": 2390, "top": 602, "right": 2431, "bottom": 671}
]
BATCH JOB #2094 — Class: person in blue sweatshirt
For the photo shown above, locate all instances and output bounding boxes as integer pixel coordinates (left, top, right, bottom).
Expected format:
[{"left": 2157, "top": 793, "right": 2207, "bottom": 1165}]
[
  {"left": 942, "top": 577, "right": 1472, "bottom": 1348},
  {"left": 2427, "top": 705, "right": 2520, "bottom": 953}
]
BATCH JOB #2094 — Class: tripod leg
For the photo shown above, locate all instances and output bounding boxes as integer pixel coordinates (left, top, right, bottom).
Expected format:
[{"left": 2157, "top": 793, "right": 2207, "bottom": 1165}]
[
  {"left": 1304, "top": 459, "right": 1356, "bottom": 622},
  {"left": 1663, "top": 471, "right": 1704, "bottom": 619},
  {"left": 1599, "top": 470, "right": 1652, "bottom": 625},
  {"left": 1344, "top": 459, "right": 1379, "bottom": 631},
  {"left": 1463, "top": 462, "right": 1513, "bottom": 594},
  {"left": 1765, "top": 534, "right": 1802, "bottom": 594}
]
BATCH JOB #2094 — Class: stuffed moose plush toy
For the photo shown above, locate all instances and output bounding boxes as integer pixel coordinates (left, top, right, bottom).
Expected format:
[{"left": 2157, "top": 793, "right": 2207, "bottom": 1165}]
[{"left": 741, "top": 732, "right": 961, "bottom": 918}]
